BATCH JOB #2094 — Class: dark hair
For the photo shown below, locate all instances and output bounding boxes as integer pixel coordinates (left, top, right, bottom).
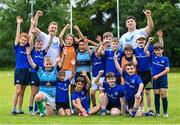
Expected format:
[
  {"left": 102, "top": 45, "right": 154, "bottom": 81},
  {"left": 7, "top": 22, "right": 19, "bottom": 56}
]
[
  {"left": 57, "top": 70, "right": 65, "bottom": 76},
  {"left": 124, "top": 44, "right": 133, "bottom": 51},
  {"left": 75, "top": 76, "right": 86, "bottom": 84},
  {"left": 154, "top": 42, "right": 164, "bottom": 50},
  {"left": 105, "top": 72, "right": 116, "bottom": 79},
  {"left": 125, "top": 16, "right": 136, "bottom": 22},
  {"left": 125, "top": 62, "right": 136, "bottom": 67},
  {"left": 65, "top": 33, "right": 74, "bottom": 39}
]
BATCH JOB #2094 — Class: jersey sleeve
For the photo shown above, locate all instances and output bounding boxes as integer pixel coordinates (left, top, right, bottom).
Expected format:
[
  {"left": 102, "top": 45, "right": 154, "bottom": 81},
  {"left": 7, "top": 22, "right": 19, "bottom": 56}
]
[
  {"left": 42, "top": 49, "right": 47, "bottom": 56},
  {"left": 72, "top": 92, "right": 78, "bottom": 101},
  {"left": 118, "top": 87, "right": 125, "bottom": 97},
  {"left": 66, "top": 79, "right": 71, "bottom": 85},
  {"left": 56, "top": 65, "right": 62, "bottom": 72},
  {"left": 136, "top": 75, "right": 143, "bottom": 85},
  {"left": 165, "top": 57, "right": 170, "bottom": 68}
]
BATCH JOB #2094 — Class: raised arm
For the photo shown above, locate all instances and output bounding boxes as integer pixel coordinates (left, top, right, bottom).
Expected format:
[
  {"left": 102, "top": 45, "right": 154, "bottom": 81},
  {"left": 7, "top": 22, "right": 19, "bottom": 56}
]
[
  {"left": 144, "top": 37, "right": 153, "bottom": 57},
  {"left": 45, "top": 33, "right": 53, "bottom": 52},
  {"left": 59, "top": 24, "right": 70, "bottom": 47},
  {"left": 156, "top": 29, "right": 164, "bottom": 47},
  {"left": 73, "top": 25, "right": 84, "bottom": 39},
  {"left": 87, "top": 38, "right": 97, "bottom": 46},
  {"left": 93, "top": 70, "right": 104, "bottom": 87},
  {"left": 97, "top": 42, "right": 105, "bottom": 55},
  {"left": 26, "top": 47, "right": 36, "bottom": 69},
  {"left": 81, "top": 71, "right": 91, "bottom": 90},
  {"left": 29, "top": 17, "right": 36, "bottom": 50},
  {"left": 34, "top": 10, "right": 43, "bottom": 27},
  {"left": 132, "top": 54, "right": 138, "bottom": 66},
  {"left": 114, "top": 52, "right": 123, "bottom": 75},
  {"left": 143, "top": 10, "right": 154, "bottom": 36},
  {"left": 15, "top": 16, "right": 23, "bottom": 45}
]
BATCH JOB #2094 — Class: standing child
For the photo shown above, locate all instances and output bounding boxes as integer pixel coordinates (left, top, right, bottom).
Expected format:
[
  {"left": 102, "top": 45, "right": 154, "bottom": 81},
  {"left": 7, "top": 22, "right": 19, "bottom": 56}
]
[
  {"left": 12, "top": 16, "right": 30, "bottom": 115},
  {"left": 26, "top": 48, "right": 64, "bottom": 117},
  {"left": 94, "top": 70, "right": 125, "bottom": 116},
  {"left": 114, "top": 53, "right": 144, "bottom": 117},
  {"left": 144, "top": 38, "right": 170, "bottom": 117},
  {"left": 72, "top": 71, "right": 100, "bottom": 117},
  {"left": 56, "top": 60, "right": 75, "bottom": 116}
]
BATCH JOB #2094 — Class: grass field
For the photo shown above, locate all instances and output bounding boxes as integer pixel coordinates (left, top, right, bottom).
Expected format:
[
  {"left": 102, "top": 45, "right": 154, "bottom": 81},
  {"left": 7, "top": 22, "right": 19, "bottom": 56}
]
[{"left": 0, "top": 70, "right": 180, "bottom": 124}]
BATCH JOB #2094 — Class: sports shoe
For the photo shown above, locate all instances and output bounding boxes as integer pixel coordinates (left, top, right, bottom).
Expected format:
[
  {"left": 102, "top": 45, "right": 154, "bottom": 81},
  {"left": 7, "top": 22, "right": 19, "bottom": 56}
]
[
  {"left": 39, "top": 113, "right": 45, "bottom": 117},
  {"left": 34, "top": 110, "right": 40, "bottom": 114},
  {"left": 100, "top": 109, "right": 106, "bottom": 116},
  {"left": 29, "top": 111, "right": 35, "bottom": 116},
  {"left": 156, "top": 113, "right": 161, "bottom": 117},
  {"left": 163, "top": 113, "right": 169, "bottom": 118},
  {"left": 11, "top": 111, "right": 17, "bottom": 115},
  {"left": 129, "top": 111, "right": 136, "bottom": 117},
  {"left": 145, "top": 110, "right": 155, "bottom": 116},
  {"left": 17, "top": 111, "right": 24, "bottom": 114}
]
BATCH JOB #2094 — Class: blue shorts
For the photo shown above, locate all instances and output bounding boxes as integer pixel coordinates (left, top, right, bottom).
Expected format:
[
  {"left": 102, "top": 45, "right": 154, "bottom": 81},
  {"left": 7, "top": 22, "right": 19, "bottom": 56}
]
[
  {"left": 29, "top": 72, "right": 40, "bottom": 86},
  {"left": 14, "top": 68, "right": 29, "bottom": 85},
  {"left": 153, "top": 78, "right": 168, "bottom": 89},
  {"left": 126, "top": 98, "right": 135, "bottom": 110}
]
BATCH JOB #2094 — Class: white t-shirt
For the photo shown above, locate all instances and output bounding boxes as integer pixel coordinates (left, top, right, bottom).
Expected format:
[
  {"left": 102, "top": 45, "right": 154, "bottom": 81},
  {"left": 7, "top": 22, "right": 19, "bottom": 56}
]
[
  {"left": 38, "top": 32, "right": 60, "bottom": 65},
  {"left": 119, "top": 28, "right": 147, "bottom": 50}
]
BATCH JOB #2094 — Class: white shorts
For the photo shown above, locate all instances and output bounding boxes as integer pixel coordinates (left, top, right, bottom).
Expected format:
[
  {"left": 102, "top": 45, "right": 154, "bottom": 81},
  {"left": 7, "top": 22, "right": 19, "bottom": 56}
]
[
  {"left": 91, "top": 77, "right": 105, "bottom": 90},
  {"left": 39, "top": 91, "right": 55, "bottom": 108},
  {"left": 65, "top": 70, "right": 75, "bottom": 85}
]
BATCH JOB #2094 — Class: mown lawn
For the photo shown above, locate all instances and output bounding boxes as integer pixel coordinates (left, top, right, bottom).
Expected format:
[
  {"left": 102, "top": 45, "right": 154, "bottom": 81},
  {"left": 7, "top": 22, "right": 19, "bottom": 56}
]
[{"left": 0, "top": 70, "right": 180, "bottom": 124}]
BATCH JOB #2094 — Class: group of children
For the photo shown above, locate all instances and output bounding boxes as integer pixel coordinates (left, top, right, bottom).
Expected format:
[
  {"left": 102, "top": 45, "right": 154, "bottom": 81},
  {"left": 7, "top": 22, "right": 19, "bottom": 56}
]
[{"left": 11, "top": 10, "right": 170, "bottom": 118}]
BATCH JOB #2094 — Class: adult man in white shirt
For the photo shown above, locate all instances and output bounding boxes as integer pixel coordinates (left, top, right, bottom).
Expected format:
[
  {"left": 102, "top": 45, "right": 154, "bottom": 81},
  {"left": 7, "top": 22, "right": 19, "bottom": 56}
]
[{"left": 120, "top": 10, "right": 153, "bottom": 50}]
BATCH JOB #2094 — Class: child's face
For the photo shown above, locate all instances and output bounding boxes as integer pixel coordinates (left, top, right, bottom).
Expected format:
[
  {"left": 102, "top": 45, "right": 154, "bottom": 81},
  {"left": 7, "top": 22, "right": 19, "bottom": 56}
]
[
  {"left": 124, "top": 50, "right": 133, "bottom": 58},
  {"left": 136, "top": 38, "right": 146, "bottom": 48},
  {"left": 154, "top": 49, "right": 163, "bottom": 57},
  {"left": 48, "top": 24, "right": 58, "bottom": 35},
  {"left": 66, "top": 36, "right": 74, "bottom": 47},
  {"left": 106, "top": 77, "right": 116, "bottom": 87},
  {"left": 125, "top": 65, "right": 136, "bottom": 76},
  {"left": 57, "top": 72, "right": 66, "bottom": 81},
  {"left": 76, "top": 82, "right": 84, "bottom": 91},
  {"left": 19, "top": 36, "right": 28, "bottom": 46},
  {"left": 78, "top": 41, "right": 86, "bottom": 52},
  {"left": 103, "top": 36, "right": 112, "bottom": 46},
  {"left": 44, "top": 59, "right": 53, "bottom": 71},
  {"left": 111, "top": 42, "right": 119, "bottom": 51},
  {"left": 94, "top": 49, "right": 100, "bottom": 57},
  {"left": 34, "top": 41, "right": 43, "bottom": 51},
  {"left": 126, "top": 19, "right": 136, "bottom": 30}
]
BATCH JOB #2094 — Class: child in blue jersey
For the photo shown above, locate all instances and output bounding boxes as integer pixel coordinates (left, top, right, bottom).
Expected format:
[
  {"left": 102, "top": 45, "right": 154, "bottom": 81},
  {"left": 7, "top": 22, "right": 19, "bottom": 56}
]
[
  {"left": 12, "top": 16, "right": 30, "bottom": 115},
  {"left": 72, "top": 71, "right": 100, "bottom": 117},
  {"left": 94, "top": 71, "right": 125, "bottom": 116},
  {"left": 28, "top": 11, "right": 52, "bottom": 115},
  {"left": 98, "top": 37, "right": 123, "bottom": 84},
  {"left": 134, "top": 34, "right": 155, "bottom": 116},
  {"left": 144, "top": 38, "right": 170, "bottom": 117},
  {"left": 90, "top": 45, "right": 105, "bottom": 107},
  {"left": 26, "top": 48, "right": 64, "bottom": 117},
  {"left": 114, "top": 53, "right": 144, "bottom": 117},
  {"left": 56, "top": 60, "right": 75, "bottom": 116}
]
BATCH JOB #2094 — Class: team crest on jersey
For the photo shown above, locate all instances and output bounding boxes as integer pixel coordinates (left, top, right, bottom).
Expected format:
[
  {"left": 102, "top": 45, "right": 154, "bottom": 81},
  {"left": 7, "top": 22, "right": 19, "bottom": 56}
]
[
  {"left": 114, "top": 92, "right": 118, "bottom": 96},
  {"left": 46, "top": 82, "right": 51, "bottom": 86},
  {"left": 131, "top": 79, "right": 135, "bottom": 83},
  {"left": 16, "top": 80, "right": 20, "bottom": 83},
  {"left": 161, "top": 60, "right": 165, "bottom": 63},
  {"left": 81, "top": 91, "right": 84, "bottom": 95}
]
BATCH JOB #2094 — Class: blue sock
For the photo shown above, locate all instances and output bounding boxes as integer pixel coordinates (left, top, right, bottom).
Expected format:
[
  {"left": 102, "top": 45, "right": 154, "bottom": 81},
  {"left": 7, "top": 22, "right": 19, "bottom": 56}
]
[
  {"left": 29, "top": 106, "right": 33, "bottom": 112},
  {"left": 162, "top": 97, "right": 168, "bottom": 114},
  {"left": 34, "top": 102, "right": 38, "bottom": 112},
  {"left": 155, "top": 94, "right": 160, "bottom": 114}
]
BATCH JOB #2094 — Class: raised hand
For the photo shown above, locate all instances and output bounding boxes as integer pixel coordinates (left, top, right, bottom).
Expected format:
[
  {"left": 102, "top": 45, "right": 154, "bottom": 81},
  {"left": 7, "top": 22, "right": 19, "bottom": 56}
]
[
  {"left": 156, "top": 30, "right": 163, "bottom": 37},
  {"left": 143, "top": 10, "right": 152, "bottom": 17},
  {"left": 98, "top": 70, "right": 104, "bottom": 76},
  {"left": 81, "top": 70, "right": 87, "bottom": 76},
  {"left": 16, "top": 16, "right": 23, "bottom": 23},
  {"left": 36, "top": 10, "right": 43, "bottom": 17},
  {"left": 26, "top": 47, "right": 31, "bottom": 55},
  {"left": 70, "top": 59, "right": 76, "bottom": 66},
  {"left": 148, "top": 37, "right": 154, "bottom": 43},
  {"left": 30, "top": 17, "right": 36, "bottom": 25},
  {"left": 73, "top": 25, "right": 79, "bottom": 30},
  {"left": 96, "top": 35, "right": 102, "bottom": 43},
  {"left": 66, "top": 24, "right": 71, "bottom": 29},
  {"left": 114, "top": 51, "right": 118, "bottom": 60}
]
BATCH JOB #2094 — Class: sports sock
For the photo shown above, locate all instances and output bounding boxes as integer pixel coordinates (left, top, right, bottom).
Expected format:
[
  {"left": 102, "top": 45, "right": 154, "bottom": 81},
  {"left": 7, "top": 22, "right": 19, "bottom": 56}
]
[
  {"left": 29, "top": 105, "right": 33, "bottom": 112},
  {"left": 18, "top": 107, "right": 22, "bottom": 113},
  {"left": 34, "top": 102, "right": 38, "bottom": 112},
  {"left": 162, "top": 97, "right": 168, "bottom": 114},
  {"left": 36, "top": 101, "right": 45, "bottom": 114},
  {"left": 155, "top": 94, "right": 160, "bottom": 113}
]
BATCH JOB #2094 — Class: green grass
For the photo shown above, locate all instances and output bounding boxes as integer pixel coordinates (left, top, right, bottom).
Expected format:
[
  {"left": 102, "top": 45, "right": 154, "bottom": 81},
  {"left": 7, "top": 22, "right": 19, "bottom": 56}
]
[{"left": 0, "top": 70, "right": 180, "bottom": 124}]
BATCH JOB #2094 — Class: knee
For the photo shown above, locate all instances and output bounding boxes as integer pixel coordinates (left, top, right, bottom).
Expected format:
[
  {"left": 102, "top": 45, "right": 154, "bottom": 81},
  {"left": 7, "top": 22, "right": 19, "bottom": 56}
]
[
  {"left": 111, "top": 108, "right": 120, "bottom": 116},
  {"left": 145, "top": 90, "right": 151, "bottom": 96},
  {"left": 35, "top": 93, "right": 44, "bottom": 102},
  {"left": 99, "top": 93, "right": 105, "bottom": 99}
]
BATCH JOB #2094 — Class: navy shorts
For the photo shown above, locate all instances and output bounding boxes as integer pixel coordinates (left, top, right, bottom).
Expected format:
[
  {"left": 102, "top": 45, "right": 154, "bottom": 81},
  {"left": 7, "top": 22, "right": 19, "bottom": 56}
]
[
  {"left": 126, "top": 98, "right": 135, "bottom": 110},
  {"left": 14, "top": 68, "right": 29, "bottom": 85},
  {"left": 29, "top": 72, "right": 40, "bottom": 86},
  {"left": 106, "top": 102, "right": 120, "bottom": 110},
  {"left": 153, "top": 78, "right": 168, "bottom": 89},
  {"left": 137, "top": 71, "right": 152, "bottom": 90},
  {"left": 56, "top": 102, "right": 70, "bottom": 111}
]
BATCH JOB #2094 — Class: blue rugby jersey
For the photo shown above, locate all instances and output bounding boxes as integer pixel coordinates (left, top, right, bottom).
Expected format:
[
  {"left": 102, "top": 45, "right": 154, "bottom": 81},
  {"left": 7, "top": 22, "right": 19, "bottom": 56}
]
[
  {"left": 134, "top": 45, "right": 154, "bottom": 71},
  {"left": 72, "top": 88, "right": 90, "bottom": 112},
  {"left": 14, "top": 43, "right": 30, "bottom": 68},
  {"left": 56, "top": 79, "right": 70, "bottom": 103},
  {"left": 76, "top": 51, "right": 91, "bottom": 72},
  {"left": 150, "top": 54, "right": 170, "bottom": 81},
  {"left": 122, "top": 71, "right": 143, "bottom": 99},
  {"left": 105, "top": 49, "right": 122, "bottom": 76},
  {"left": 103, "top": 82, "right": 124, "bottom": 106},
  {"left": 91, "top": 51, "right": 105, "bottom": 77},
  {"left": 30, "top": 48, "right": 47, "bottom": 72}
]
